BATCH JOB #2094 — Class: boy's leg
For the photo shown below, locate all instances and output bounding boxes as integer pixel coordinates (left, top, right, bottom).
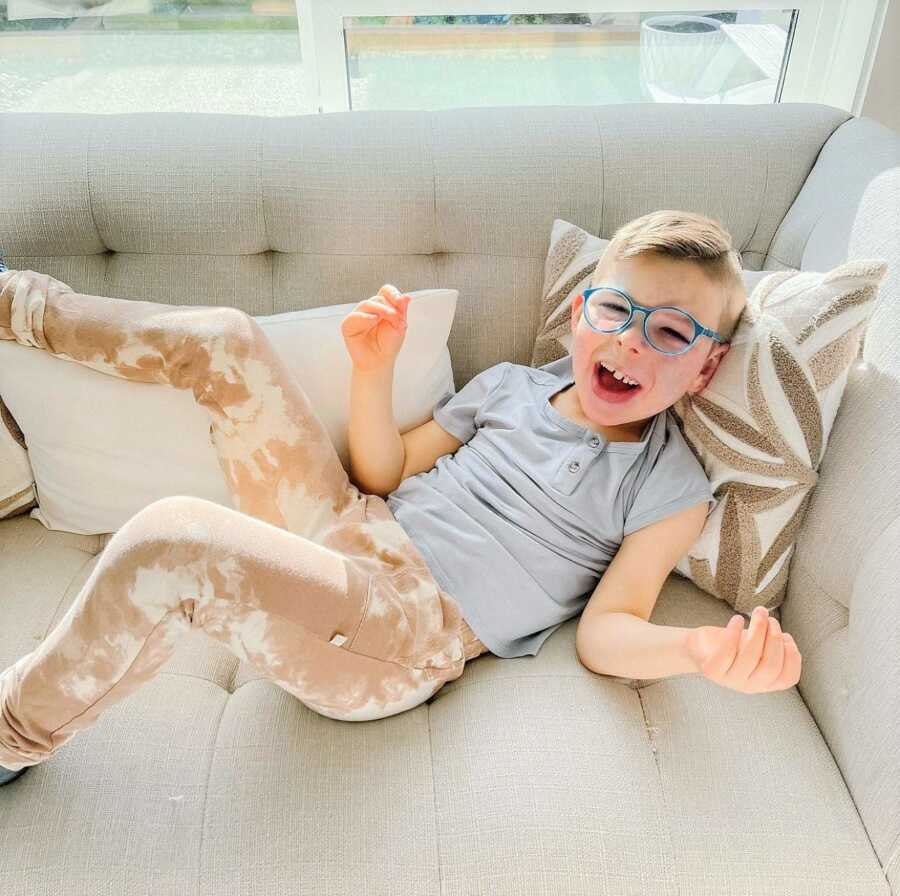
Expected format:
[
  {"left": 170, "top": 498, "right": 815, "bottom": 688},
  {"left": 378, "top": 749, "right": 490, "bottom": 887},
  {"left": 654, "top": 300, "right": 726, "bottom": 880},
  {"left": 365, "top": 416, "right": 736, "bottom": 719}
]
[
  {"left": 0, "top": 493, "right": 472, "bottom": 771},
  {"left": 0, "top": 271, "right": 488, "bottom": 768}
]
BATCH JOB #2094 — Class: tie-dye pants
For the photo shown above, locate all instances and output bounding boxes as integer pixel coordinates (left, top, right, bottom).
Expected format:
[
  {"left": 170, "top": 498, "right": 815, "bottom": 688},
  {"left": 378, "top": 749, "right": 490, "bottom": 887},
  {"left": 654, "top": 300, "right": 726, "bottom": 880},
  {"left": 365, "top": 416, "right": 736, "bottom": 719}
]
[{"left": 0, "top": 270, "right": 489, "bottom": 772}]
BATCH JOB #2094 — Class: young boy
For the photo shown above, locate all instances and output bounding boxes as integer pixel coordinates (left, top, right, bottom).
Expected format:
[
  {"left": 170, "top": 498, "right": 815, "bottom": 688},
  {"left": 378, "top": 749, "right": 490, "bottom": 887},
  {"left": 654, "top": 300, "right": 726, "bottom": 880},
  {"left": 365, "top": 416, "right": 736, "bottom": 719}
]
[
  {"left": 348, "top": 210, "right": 801, "bottom": 692},
  {"left": 0, "top": 211, "right": 799, "bottom": 787}
]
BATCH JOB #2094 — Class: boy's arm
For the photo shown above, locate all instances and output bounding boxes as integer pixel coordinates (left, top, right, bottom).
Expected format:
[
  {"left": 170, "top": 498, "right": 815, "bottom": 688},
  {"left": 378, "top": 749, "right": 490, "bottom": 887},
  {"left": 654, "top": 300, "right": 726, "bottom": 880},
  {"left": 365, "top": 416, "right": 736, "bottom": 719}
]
[
  {"left": 578, "top": 613, "right": 698, "bottom": 681},
  {"left": 347, "top": 365, "right": 406, "bottom": 497},
  {"left": 347, "top": 367, "right": 463, "bottom": 498},
  {"left": 575, "top": 500, "right": 709, "bottom": 680}
]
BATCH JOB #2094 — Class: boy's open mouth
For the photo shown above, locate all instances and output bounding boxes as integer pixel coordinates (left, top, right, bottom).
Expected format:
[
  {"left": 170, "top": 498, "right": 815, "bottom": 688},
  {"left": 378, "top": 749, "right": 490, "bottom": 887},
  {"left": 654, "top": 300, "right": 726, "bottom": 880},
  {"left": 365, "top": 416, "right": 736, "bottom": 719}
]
[{"left": 593, "top": 361, "right": 643, "bottom": 404}]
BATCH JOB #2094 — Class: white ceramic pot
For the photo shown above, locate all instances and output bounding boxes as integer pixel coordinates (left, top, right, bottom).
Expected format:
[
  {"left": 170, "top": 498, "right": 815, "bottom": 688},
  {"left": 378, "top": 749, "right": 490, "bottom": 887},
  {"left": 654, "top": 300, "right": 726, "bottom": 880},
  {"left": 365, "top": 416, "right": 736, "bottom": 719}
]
[{"left": 639, "top": 14, "right": 726, "bottom": 101}]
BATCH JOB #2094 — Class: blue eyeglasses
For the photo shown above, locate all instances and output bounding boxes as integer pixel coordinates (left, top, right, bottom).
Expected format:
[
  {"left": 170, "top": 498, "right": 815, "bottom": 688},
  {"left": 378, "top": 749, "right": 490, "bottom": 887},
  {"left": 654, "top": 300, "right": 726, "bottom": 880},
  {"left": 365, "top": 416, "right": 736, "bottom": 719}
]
[{"left": 581, "top": 285, "right": 727, "bottom": 356}]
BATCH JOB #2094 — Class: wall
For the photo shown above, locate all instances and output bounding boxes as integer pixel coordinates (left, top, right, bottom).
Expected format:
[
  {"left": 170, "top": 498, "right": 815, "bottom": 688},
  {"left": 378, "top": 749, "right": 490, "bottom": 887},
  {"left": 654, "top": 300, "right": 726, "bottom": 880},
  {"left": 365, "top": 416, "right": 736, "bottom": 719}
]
[{"left": 861, "top": 0, "right": 899, "bottom": 132}]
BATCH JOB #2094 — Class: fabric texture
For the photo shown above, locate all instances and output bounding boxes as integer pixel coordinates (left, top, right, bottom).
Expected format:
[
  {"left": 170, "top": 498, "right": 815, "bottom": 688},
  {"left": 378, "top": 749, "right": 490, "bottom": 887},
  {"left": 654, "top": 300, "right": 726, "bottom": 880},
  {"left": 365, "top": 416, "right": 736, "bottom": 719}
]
[
  {"left": 0, "top": 279, "right": 489, "bottom": 770},
  {"left": 386, "top": 353, "right": 714, "bottom": 658},
  {"left": 530, "top": 219, "right": 888, "bottom": 613},
  {"left": 0, "top": 270, "right": 458, "bottom": 535}
]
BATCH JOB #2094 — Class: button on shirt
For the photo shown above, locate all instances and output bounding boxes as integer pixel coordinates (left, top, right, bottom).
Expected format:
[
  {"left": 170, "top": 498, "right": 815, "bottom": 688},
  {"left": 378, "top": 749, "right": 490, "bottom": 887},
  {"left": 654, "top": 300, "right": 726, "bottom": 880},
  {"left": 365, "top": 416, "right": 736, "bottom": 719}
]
[{"left": 386, "top": 353, "right": 717, "bottom": 659}]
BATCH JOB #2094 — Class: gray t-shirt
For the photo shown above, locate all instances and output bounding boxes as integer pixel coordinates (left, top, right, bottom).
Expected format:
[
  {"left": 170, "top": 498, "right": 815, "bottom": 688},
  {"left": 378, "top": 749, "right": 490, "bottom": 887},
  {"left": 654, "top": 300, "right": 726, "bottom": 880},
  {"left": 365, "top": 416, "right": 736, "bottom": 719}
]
[{"left": 386, "top": 353, "right": 717, "bottom": 658}]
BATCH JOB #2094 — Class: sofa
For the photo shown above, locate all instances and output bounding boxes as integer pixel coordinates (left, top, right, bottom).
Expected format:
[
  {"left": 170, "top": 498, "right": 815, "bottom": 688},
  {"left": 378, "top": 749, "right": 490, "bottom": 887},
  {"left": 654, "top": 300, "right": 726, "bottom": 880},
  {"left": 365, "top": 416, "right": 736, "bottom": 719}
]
[{"left": 0, "top": 102, "right": 898, "bottom": 895}]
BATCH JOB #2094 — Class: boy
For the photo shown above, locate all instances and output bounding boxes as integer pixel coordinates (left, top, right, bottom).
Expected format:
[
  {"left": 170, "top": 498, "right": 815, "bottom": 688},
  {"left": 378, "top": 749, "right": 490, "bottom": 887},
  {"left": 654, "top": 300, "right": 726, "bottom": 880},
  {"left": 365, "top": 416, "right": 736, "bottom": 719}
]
[{"left": 0, "top": 211, "right": 799, "bottom": 786}]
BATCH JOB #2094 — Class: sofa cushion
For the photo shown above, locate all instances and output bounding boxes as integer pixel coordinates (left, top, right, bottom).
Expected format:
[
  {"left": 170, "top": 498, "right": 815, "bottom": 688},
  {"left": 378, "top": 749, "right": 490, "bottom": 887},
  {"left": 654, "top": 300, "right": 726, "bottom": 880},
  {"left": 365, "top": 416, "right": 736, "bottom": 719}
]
[
  {"left": 1, "top": 511, "right": 886, "bottom": 895},
  {"left": 530, "top": 219, "right": 887, "bottom": 614}
]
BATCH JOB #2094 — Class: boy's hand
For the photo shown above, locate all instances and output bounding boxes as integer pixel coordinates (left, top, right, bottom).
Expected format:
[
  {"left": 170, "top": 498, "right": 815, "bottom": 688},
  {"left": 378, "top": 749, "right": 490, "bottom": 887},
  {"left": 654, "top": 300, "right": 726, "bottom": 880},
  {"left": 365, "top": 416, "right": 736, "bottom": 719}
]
[
  {"left": 341, "top": 284, "right": 412, "bottom": 374},
  {"left": 685, "top": 606, "right": 802, "bottom": 694}
]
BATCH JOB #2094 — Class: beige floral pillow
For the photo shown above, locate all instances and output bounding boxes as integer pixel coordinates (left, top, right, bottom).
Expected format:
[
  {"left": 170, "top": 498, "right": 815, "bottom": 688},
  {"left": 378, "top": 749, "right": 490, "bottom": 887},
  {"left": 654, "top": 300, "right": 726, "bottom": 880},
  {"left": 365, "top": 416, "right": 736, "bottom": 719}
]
[{"left": 533, "top": 218, "right": 888, "bottom": 613}]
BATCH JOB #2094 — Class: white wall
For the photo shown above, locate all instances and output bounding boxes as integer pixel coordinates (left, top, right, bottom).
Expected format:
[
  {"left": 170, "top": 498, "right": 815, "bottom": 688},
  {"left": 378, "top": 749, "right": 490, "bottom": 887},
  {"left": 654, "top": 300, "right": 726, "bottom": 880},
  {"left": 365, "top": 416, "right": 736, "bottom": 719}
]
[{"left": 861, "top": 0, "right": 899, "bottom": 132}]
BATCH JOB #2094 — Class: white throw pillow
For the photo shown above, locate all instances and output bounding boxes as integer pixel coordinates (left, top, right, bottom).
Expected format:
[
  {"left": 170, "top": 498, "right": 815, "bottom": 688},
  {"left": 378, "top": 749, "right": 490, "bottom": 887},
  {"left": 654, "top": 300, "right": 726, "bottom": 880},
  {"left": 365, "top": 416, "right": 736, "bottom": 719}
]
[{"left": 0, "top": 288, "right": 457, "bottom": 535}]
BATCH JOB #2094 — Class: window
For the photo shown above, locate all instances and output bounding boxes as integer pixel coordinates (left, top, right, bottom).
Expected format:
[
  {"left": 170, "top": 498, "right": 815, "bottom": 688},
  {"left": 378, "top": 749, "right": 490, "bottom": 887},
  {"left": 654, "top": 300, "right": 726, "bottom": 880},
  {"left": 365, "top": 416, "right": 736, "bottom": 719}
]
[
  {"left": 0, "top": 0, "right": 310, "bottom": 114},
  {"left": 343, "top": 12, "right": 797, "bottom": 110},
  {"left": 1, "top": 2, "right": 884, "bottom": 115}
]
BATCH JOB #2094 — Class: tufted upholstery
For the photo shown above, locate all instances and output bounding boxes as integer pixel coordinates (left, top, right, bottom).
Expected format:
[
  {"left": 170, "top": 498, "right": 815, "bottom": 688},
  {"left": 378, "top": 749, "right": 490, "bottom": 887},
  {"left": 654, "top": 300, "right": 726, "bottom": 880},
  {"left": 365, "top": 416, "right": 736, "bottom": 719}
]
[{"left": 0, "top": 104, "right": 897, "bottom": 895}]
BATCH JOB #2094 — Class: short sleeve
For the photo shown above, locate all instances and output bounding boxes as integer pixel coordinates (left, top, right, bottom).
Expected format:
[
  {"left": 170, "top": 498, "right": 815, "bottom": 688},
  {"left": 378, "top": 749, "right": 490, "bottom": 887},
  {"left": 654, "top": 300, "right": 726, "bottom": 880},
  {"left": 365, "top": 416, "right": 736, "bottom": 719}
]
[
  {"left": 623, "top": 426, "right": 716, "bottom": 537},
  {"left": 432, "top": 362, "right": 511, "bottom": 444}
]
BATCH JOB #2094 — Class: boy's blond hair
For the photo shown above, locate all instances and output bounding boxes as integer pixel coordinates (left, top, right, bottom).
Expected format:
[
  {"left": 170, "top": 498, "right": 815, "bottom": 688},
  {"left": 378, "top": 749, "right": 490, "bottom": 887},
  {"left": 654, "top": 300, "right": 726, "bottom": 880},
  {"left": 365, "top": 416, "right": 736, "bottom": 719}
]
[{"left": 593, "top": 210, "right": 747, "bottom": 343}]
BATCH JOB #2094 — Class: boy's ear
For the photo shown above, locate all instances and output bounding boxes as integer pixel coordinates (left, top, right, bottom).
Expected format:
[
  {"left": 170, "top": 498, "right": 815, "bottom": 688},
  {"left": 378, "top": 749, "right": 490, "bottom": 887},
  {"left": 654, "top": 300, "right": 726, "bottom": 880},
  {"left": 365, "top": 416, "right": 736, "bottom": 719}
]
[
  {"left": 686, "top": 341, "right": 731, "bottom": 394},
  {"left": 571, "top": 293, "right": 584, "bottom": 332}
]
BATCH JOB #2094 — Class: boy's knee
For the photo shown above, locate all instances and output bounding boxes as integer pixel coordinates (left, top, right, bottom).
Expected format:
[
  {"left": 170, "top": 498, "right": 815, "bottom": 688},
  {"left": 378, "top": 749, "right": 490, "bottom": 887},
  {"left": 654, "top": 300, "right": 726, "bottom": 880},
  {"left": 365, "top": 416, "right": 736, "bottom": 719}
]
[
  {"left": 108, "top": 496, "right": 215, "bottom": 557},
  {"left": 131, "top": 494, "right": 211, "bottom": 524},
  {"left": 193, "top": 307, "right": 268, "bottom": 382},
  {"left": 203, "top": 307, "right": 257, "bottom": 352}
]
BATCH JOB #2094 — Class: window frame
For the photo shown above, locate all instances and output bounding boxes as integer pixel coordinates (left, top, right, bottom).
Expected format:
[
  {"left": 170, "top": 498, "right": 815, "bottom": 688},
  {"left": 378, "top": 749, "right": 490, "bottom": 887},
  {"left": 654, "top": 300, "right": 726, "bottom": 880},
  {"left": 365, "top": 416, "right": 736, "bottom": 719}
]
[{"left": 293, "top": 0, "right": 888, "bottom": 116}]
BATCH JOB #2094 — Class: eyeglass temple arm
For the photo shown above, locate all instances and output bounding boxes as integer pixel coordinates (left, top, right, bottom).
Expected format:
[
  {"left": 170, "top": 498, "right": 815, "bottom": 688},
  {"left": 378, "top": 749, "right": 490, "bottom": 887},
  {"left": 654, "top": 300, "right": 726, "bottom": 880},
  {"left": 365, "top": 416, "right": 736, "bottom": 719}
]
[{"left": 700, "top": 326, "right": 728, "bottom": 343}]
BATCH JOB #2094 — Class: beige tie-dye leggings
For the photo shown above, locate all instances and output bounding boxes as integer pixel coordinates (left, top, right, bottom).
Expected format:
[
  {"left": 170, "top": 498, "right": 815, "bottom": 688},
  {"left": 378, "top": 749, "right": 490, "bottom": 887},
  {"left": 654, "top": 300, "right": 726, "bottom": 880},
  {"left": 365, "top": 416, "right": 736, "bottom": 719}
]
[{"left": 0, "top": 270, "right": 489, "bottom": 772}]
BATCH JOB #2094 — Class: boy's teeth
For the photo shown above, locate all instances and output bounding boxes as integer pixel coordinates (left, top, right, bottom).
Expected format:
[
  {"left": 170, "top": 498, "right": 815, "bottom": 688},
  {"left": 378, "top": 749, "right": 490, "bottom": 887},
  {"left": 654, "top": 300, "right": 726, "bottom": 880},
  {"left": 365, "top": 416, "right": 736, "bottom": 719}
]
[{"left": 599, "top": 360, "right": 639, "bottom": 386}]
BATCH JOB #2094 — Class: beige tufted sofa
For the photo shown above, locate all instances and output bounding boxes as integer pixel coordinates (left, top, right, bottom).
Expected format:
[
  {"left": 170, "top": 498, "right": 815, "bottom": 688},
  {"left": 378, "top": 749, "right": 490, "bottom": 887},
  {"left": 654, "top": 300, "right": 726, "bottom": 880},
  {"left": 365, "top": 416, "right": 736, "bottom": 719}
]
[{"left": 0, "top": 103, "right": 898, "bottom": 895}]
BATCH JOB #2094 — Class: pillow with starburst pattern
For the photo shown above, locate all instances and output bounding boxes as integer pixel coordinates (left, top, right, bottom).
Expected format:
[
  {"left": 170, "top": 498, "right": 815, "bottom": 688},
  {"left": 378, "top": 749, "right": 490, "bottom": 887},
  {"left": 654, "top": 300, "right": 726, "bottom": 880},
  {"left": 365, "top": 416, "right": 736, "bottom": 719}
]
[{"left": 532, "top": 218, "right": 887, "bottom": 613}]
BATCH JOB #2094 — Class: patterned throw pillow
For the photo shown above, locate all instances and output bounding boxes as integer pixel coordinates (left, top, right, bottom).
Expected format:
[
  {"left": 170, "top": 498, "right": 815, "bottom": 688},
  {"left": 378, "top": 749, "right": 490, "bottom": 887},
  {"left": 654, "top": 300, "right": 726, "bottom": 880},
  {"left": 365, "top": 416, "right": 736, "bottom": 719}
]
[{"left": 532, "top": 218, "right": 888, "bottom": 613}]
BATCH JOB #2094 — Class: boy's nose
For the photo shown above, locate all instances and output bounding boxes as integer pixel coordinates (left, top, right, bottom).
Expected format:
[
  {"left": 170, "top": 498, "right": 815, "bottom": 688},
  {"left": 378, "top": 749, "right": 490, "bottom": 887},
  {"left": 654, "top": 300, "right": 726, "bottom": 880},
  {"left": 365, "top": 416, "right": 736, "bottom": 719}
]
[{"left": 614, "top": 317, "right": 651, "bottom": 353}]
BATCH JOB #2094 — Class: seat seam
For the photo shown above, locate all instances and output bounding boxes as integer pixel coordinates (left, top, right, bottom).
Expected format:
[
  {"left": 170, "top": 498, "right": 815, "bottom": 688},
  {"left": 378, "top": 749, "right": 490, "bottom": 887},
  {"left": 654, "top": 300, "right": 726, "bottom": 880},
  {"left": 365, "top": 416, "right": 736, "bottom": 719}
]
[
  {"left": 198, "top": 696, "right": 229, "bottom": 896},
  {"left": 427, "top": 706, "right": 444, "bottom": 896},
  {"left": 637, "top": 687, "right": 682, "bottom": 896}
]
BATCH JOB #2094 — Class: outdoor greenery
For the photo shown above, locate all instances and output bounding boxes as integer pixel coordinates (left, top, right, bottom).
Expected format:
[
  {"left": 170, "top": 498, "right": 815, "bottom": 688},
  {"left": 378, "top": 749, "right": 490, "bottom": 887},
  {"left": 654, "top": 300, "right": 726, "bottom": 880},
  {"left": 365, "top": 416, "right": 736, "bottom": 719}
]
[
  {"left": 0, "top": 0, "right": 295, "bottom": 30},
  {"left": 0, "top": 6, "right": 739, "bottom": 33},
  {"left": 355, "top": 13, "right": 738, "bottom": 26},
  {"left": 355, "top": 15, "right": 590, "bottom": 26}
]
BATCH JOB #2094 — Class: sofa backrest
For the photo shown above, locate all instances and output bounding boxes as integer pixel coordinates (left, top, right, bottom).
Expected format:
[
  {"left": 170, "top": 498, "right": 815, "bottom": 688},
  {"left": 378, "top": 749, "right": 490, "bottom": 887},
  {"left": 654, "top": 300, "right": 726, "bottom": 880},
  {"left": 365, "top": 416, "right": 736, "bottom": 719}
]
[{"left": 1, "top": 103, "right": 849, "bottom": 391}]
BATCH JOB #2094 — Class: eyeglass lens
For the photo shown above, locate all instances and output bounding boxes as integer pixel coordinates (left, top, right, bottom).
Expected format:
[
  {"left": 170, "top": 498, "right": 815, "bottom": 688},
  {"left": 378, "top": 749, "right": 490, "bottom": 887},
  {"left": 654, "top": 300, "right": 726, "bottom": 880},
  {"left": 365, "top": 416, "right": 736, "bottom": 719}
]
[{"left": 585, "top": 289, "right": 694, "bottom": 353}]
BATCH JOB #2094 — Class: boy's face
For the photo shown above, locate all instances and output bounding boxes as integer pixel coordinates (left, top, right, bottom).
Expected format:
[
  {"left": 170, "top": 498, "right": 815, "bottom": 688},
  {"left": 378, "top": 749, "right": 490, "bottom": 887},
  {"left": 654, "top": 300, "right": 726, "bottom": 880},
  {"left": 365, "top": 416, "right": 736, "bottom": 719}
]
[{"left": 568, "top": 252, "right": 731, "bottom": 434}]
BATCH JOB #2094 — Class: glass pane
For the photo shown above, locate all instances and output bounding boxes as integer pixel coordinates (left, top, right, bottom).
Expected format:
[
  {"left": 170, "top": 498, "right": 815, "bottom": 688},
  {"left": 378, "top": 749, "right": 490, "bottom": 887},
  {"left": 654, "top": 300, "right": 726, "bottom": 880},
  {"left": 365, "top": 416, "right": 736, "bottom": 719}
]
[
  {"left": 0, "top": 0, "right": 314, "bottom": 114},
  {"left": 343, "top": 10, "right": 797, "bottom": 110}
]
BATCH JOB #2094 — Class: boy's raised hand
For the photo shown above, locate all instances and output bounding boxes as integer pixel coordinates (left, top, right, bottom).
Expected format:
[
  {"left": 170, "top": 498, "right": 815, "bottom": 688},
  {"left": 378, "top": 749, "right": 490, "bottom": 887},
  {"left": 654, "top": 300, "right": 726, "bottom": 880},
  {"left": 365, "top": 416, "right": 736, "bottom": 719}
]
[
  {"left": 341, "top": 285, "right": 412, "bottom": 373},
  {"left": 685, "top": 606, "right": 802, "bottom": 694}
]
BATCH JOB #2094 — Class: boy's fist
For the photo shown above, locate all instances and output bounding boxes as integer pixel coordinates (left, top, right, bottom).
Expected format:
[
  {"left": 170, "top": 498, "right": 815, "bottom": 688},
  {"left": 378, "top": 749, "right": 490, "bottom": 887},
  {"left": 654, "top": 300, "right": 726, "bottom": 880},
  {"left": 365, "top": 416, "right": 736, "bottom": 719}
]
[
  {"left": 341, "top": 284, "right": 412, "bottom": 373},
  {"left": 685, "top": 606, "right": 802, "bottom": 694}
]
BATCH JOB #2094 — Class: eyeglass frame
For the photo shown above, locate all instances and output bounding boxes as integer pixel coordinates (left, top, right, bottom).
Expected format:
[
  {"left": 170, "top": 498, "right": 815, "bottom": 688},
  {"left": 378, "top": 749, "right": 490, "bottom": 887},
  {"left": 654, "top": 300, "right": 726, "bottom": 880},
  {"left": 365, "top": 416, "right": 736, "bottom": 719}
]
[{"left": 580, "top": 285, "right": 728, "bottom": 356}]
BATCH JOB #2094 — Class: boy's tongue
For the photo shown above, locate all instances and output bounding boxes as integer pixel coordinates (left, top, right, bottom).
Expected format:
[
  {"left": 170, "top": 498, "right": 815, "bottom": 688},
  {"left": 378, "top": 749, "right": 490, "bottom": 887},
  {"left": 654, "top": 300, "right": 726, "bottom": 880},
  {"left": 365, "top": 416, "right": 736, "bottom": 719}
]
[{"left": 598, "top": 365, "right": 636, "bottom": 393}]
